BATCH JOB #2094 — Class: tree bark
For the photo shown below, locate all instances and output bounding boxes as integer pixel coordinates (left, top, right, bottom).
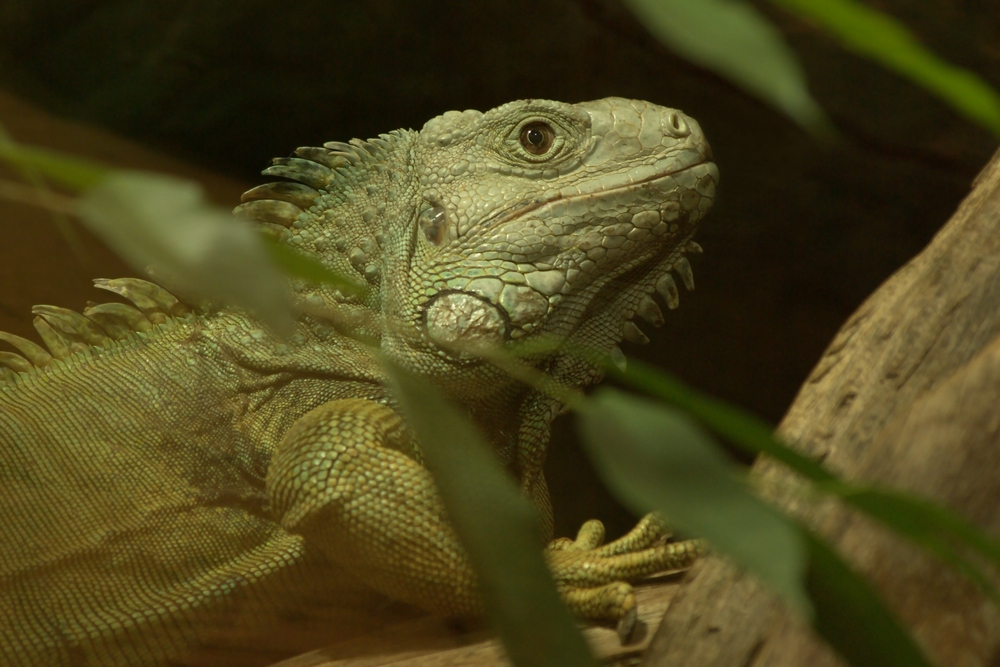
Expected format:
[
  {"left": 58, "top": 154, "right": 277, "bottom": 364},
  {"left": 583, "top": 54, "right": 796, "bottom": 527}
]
[
  {"left": 269, "top": 575, "right": 684, "bottom": 667},
  {"left": 643, "top": 147, "right": 1000, "bottom": 667}
]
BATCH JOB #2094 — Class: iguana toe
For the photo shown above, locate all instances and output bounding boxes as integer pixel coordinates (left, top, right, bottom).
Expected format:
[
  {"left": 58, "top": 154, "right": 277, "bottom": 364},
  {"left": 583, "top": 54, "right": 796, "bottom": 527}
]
[{"left": 547, "top": 515, "right": 705, "bottom": 637}]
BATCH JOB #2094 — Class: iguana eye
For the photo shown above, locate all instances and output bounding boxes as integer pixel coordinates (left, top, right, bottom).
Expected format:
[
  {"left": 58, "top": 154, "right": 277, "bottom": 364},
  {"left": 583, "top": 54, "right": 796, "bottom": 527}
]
[{"left": 519, "top": 122, "right": 554, "bottom": 155}]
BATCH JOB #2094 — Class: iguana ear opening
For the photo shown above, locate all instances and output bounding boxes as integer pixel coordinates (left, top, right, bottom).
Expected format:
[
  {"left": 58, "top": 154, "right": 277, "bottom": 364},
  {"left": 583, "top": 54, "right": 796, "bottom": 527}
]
[{"left": 419, "top": 203, "right": 450, "bottom": 246}]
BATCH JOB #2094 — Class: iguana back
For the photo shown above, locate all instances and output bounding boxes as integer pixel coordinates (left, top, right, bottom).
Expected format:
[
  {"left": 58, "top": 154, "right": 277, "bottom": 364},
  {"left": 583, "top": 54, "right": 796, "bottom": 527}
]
[{"left": 1, "top": 305, "right": 399, "bottom": 665}]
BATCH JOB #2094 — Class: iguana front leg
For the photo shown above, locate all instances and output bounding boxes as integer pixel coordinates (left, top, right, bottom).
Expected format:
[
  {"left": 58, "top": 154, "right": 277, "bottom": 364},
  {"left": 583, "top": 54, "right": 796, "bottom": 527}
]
[
  {"left": 267, "top": 398, "right": 702, "bottom": 633},
  {"left": 267, "top": 398, "right": 481, "bottom": 616}
]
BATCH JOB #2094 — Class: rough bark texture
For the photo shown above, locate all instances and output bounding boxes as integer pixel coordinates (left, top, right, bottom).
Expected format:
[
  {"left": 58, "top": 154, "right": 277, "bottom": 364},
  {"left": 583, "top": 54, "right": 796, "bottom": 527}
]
[{"left": 644, "top": 147, "right": 1000, "bottom": 667}]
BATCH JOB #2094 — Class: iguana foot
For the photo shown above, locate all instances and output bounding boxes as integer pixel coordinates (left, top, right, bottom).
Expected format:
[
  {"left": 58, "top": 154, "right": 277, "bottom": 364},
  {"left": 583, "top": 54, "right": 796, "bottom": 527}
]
[{"left": 546, "top": 514, "right": 705, "bottom": 641}]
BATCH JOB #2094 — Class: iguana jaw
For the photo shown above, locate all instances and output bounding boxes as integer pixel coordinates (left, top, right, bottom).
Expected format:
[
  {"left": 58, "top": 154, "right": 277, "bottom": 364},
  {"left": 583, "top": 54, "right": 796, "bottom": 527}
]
[
  {"left": 485, "top": 156, "right": 717, "bottom": 342},
  {"left": 424, "top": 165, "right": 715, "bottom": 362},
  {"left": 474, "top": 157, "right": 715, "bottom": 237}
]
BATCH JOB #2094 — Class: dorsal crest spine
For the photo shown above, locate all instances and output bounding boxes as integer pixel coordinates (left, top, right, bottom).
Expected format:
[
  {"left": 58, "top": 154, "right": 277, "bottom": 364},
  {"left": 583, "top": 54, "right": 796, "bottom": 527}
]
[{"left": 0, "top": 278, "right": 191, "bottom": 387}]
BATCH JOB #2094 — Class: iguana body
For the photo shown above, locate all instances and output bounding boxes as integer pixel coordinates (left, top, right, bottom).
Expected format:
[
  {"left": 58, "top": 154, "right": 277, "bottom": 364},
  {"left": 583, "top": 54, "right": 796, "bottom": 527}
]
[{"left": 0, "top": 98, "right": 717, "bottom": 666}]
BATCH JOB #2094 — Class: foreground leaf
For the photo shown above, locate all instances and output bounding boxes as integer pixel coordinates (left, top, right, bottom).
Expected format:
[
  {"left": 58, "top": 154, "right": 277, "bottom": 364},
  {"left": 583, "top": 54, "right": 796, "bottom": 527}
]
[
  {"left": 577, "top": 384, "right": 931, "bottom": 666},
  {"left": 827, "top": 484, "right": 1000, "bottom": 604},
  {"left": 774, "top": 0, "right": 1000, "bottom": 137},
  {"left": 614, "top": 359, "right": 1000, "bottom": 602},
  {"left": 387, "top": 363, "right": 596, "bottom": 667},
  {"left": 614, "top": 358, "right": 834, "bottom": 481},
  {"left": 578, "top": 387, "right": 811, "bottom": 618},
  {"left": 623, "top": 0, "right": 829, "bottom": 135},
  {"left": 0, "top": 140, "right": 108, "bottom": 190},
  {"left": 78, "top": 171, "right": 295, "bottom": 334},
  {"left": 261, "top": 236, "right": 368, "bottom": 298},
  {"left": 0, "top": 125, "right": 91, "bottom": 263},
  {"left": 804, "top": 529, "right": 934, "bottom": 667}
]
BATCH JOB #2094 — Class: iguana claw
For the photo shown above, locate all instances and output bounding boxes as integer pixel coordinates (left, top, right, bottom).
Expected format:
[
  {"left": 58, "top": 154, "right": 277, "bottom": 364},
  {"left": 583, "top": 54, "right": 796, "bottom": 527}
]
[{"left": 547, "top": 514, "right": 705, "bottom": 636}]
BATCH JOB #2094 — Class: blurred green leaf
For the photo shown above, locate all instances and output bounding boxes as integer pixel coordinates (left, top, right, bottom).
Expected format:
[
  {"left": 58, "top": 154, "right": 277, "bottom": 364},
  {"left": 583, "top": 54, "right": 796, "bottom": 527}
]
[
  {"left": 774, "top": 0, "right": 1000, "bottom": 138},
  {"left": 614, "top": 358, "right": 834, "bottom": 482},
  {"left": 826, "top": 484, "right": 1000, "bottom": 603},
  {"left": 0, "top": 140, "right": 108, "bottom": 191},
  {"left": 578, "top": 387, "right": 811, "bottom": 618},
  {"left": 804, "top": 529, "right": 934, "bottom": 667},
  {"left": 0, "top": 125, "right": 91, "bottom": 264},
  {"left": 613, "top": 358, "right": 1000, "bottom": 607},
  {"left": 622, "top": 0, "right": 831, "bottom": 136},
  {"left": 491, "top": 341, "right": 944, "bottom": 664},
  {"left": 387, "top": 363, "right": 596, "bottom": 667},
  {"left": 261, "top": 235, "right": 368, "bottom": 297},
  {"left": 78, "top": 171, "right": 295, "bottom": 335}
]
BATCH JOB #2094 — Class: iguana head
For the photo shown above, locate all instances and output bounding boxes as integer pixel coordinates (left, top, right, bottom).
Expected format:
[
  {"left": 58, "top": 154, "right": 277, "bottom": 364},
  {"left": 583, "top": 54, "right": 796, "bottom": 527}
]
[
  {"left": 237, "top": 98, "right": 716, "bottom": 395},
  {"left": 382, "top": 98, "right": 716, "bottom": 390}
]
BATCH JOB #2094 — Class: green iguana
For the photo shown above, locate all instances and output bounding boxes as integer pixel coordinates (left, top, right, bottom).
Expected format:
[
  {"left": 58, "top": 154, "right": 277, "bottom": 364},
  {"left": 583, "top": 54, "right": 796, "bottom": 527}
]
[{"left": 0, "top": 98, "right": 717, "bottom": 666}]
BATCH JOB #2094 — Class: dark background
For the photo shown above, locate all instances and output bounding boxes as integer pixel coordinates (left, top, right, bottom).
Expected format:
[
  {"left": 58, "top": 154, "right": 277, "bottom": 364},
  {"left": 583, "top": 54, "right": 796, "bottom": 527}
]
[{"left": 0, "top": 0, "right": 996, "bottom": 538}]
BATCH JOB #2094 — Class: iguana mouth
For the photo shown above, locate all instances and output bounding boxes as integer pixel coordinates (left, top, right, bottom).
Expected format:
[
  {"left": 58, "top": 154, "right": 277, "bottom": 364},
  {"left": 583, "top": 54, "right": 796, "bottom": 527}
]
[{"left": 478, "top": 159, "right": 716, "bottom": 230}]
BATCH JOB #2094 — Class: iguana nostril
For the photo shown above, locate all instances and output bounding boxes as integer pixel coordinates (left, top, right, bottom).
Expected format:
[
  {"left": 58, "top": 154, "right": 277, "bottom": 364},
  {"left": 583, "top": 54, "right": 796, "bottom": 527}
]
[{"left": 664, "top": 111, "right": 690, "bottom": 138}]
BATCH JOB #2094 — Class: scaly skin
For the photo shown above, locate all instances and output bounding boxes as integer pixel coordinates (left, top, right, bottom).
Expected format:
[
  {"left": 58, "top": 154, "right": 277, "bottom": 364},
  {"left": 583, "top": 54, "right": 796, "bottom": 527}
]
[{"left": 0, "top": 98, "right": 717, "bottom": 666}]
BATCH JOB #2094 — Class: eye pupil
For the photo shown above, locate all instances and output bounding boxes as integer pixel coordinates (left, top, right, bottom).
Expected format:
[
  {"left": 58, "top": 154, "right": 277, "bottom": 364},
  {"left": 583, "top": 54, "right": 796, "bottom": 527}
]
[{"left": 519, "top": 122, "right": 554, "bottom": 156}]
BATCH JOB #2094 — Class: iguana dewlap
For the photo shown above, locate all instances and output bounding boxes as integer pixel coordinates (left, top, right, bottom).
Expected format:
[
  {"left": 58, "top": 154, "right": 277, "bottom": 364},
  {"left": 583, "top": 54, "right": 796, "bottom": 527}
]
[{"left": 0, "top": 98, "right": 717, "bottom": 666}]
